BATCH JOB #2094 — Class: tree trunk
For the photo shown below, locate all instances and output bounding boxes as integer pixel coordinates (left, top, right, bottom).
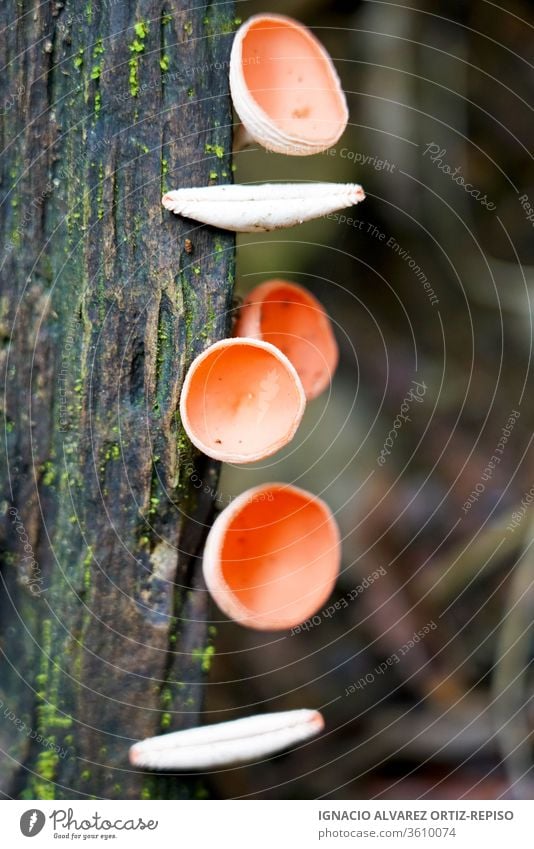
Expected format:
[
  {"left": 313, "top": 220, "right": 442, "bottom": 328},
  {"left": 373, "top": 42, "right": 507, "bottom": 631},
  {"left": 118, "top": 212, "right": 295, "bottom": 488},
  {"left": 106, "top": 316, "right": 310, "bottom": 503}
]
[{"left": 0, "top": 0, "right": 235, "bottom": 800}]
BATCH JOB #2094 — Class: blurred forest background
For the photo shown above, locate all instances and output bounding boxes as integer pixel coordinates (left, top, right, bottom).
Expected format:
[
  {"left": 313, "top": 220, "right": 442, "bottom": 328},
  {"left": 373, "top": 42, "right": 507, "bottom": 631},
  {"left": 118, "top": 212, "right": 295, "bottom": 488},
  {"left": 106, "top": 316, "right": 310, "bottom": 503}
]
[{"left": 204, "top": 0, "right": 534, "bottom": 799}]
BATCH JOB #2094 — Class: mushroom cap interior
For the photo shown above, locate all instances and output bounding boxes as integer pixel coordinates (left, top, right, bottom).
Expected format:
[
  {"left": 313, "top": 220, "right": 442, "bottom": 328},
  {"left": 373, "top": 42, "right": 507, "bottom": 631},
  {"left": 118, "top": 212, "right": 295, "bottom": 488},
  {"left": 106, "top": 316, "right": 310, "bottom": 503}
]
[
  {"left": 183, "top": 342, "right": 302, "bottom": 459},
  {"left": 241, "top": 17, "right": 347, "bottom": 143},
  {"left": 257, "top": 283, "right": 338, "bottom": 398},
  {"left": 220, "top": 486, "right": 339, "bottom": 628}
]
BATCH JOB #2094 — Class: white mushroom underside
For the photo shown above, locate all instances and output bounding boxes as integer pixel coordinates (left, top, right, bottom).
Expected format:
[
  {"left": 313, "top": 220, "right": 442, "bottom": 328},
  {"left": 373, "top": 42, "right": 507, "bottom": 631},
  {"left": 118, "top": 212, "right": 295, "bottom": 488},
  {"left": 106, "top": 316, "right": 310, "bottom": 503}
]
[
  {"left": 129, "top": 708, "right": 324, "bottom": 769},
  {"left": 162, "top": 183, "right": 365, "bottom": 232}
]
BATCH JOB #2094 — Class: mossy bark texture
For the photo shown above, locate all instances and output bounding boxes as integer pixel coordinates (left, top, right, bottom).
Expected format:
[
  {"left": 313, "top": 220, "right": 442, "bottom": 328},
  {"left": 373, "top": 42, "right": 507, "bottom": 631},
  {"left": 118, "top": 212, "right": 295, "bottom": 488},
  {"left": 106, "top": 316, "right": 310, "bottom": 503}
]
[{"left": 0, "top": 0, "right": 235, "bottom": 799}]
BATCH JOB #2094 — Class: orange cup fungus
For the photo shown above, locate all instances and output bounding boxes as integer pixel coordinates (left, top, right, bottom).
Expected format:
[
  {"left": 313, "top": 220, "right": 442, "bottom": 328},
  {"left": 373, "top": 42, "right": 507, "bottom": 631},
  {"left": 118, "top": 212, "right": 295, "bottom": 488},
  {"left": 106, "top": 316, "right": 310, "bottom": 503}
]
[
  {"left": 234, "top": 279, "right": 339, "bottom": 400},
  {"left": 203, "top": 483, "right": 341, "bottom": 630},
  {"left": 179, "top": 338, "right": 306, "bottom": 463},
  {"left": 230, "top": 14, "right": 349, "bottom": 155}
]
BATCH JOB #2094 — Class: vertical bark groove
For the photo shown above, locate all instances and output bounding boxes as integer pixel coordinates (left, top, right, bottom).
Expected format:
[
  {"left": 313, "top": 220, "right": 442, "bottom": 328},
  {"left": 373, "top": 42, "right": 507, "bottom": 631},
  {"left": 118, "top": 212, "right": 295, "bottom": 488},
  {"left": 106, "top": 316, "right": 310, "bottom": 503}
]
[{"left": 0, "top": 0, "right": 235, "bottom": 799}]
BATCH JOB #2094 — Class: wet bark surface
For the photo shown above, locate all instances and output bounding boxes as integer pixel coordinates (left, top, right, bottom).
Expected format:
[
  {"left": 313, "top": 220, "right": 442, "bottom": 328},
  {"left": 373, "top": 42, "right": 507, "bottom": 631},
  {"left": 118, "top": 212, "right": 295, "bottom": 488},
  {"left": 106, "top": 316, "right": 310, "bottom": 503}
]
[{"left": 0, "top": 0, "right": 235, "bottom": 799}]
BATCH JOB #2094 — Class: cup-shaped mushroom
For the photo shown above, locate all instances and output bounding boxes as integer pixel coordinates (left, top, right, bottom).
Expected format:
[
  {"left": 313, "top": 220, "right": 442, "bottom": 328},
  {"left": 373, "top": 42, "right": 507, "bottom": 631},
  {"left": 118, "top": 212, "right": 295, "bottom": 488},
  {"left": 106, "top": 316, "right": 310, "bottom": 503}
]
[
  {"left": 180, "top": 338, "right": 306, "bottom": 463},
  {"left": 234, "top": 279, "right": 338, "bottom": 400},
  {"left": 203, "top": 483, "right": 341, "bottom": 630},
  {"left": 230, "top": 14, "right": 348, "bottom": 155}
]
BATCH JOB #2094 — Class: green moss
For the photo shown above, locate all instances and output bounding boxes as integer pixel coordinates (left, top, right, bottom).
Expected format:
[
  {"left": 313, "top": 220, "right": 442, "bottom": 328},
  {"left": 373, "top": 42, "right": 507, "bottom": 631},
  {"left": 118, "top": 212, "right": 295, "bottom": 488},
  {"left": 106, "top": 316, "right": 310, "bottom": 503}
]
[
  {"left": 183, "top": 21, "right": 193, "bottom": 36},
  {"left": 37, "top": 751, "right": 59, "bottom": 781},
  {"left": 192, "top": 644, "right": 215, "bottom": 673},
  {"left": 134, "top": 21, "right": 149, "bottom": 39},
  {"left": 205, "top": 143, "right": 225, "bottom": 160},
  {"left": 96, "top": 164, "right": 104, "bottom": 218},
  {"left": 209, "top": 170, "right": 218, "bottom": 180},
  {"left": 128, "top": 22, "right": 148, "bottom": 97},
  {"left": 129, "top": 59, "right": 139, "bottom": 96},
  {"left": 30, "top": 773, "right": 56, "bottom": 801},
  {"left": 36, "top": 689, "right": 73, "bottom": 728},
  {"left": 197, "top": 300, "right": 216, "bottom": 343},
  {"left": 160, "top": 54, "right": 170, "bottom": 71},
  {"left": 202, "top": 14, "right": 238, "bottom": 37},
  {"left": 161, "top": 158, "right": 169, "bottom": 194},
  {"left": 222, "top": 18, "right": 239, "bottom": 34},
  {"left": 82, "top": 183, "right": 91, "bottom": 236},
  {"left": 141, "top": 779, "right": 155, "bottom": 799},
  {"left": 182, "top": 288, "right": 195, "bottom": 344},
  {"left": 81, "top": 769, "right": 91, "bottom": 781},
  {"left": 29, "top": 620, "right": 74, "bottom": 798},
  {"left": 160, "top": 683, "right": 175, "bottom": 729},
  {"left": 73, "top": 48, "right": 84, "bottom": 69},
  {"left": 90, "top": 64, "right": 101, "bottom": 80},
  {"left": 177, "top": 431, "right": 190, "bottom": 454},
  {"left": 83, "top": 546, "right": 93, "bottom": 591},
  {"left": 93, "top": 37, "right": 104, "bottom": 57},
  {"left": 206, "top": 303, "right": 216, "bottom": 332},
  {"left": 94, "top": 91, "right": 101, "bottom": 117},
  {"left": 162, "top": 12, "right": 172, "bottom": 26},
  {"left": 187, "top": 87, "right": 194, "bottom": 98},
  {"left": 41, "top": 461, "right": 56, "bottom": 487},
  {"left": 130, "top": 38, "right": 145, "bottom": 53}
]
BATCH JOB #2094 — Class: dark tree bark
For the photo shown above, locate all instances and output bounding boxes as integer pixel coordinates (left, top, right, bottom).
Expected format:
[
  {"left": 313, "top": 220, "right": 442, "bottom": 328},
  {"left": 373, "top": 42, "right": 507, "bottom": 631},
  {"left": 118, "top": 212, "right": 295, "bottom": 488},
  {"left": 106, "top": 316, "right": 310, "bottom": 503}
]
[{"left": 0, "top": 0, "right": 235, "bottom": 799}]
